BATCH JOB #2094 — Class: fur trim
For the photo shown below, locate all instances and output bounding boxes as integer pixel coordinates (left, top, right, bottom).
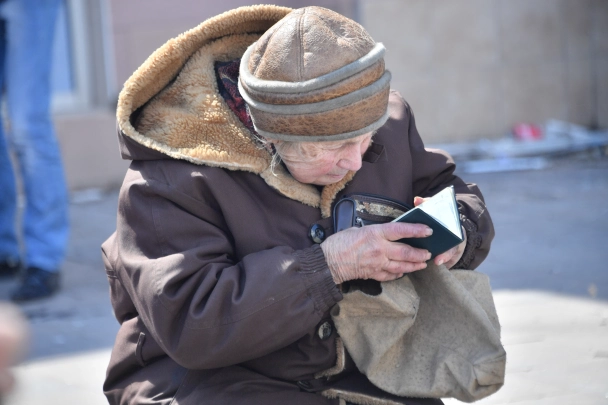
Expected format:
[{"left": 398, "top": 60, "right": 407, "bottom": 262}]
[
  {"left": 321, "top": 389, "right": 404, "bottom": 405},
  {"left": 117, "top": 5, "right": 292, "bottom": 172},
  {"left": 132, "top": 33, "right": 269, "bottom": 172},
  {"left": 118, "top": 5, "right": 292, "bottom": 119},
  {"left": 314, "top": 337, "right": 346, "bottom": 379},
  {"left": 116, "top": 5, "right": 354, "bottom": 212},
  {"left": 321, "top": 171, "right": 357, "bottom": 218},
  {"left": 260, "top": 165, "right": 321, "bottom": 209}
]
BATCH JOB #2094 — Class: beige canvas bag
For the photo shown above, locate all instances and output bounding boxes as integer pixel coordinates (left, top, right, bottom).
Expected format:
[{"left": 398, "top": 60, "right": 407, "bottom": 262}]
[{"left": 331, "top": 262, "right": 506, "bottom": 402}]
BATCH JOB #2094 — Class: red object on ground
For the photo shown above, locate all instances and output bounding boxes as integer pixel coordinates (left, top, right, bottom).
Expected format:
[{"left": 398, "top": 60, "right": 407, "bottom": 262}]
[{"left": 513, "top": 124, "right": 543, "bottom": 140}]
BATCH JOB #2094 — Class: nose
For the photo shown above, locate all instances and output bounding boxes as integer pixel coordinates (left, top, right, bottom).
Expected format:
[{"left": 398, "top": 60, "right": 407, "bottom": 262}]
[{"left": 337, "top": 144, "right": 363, "bottom": 171}]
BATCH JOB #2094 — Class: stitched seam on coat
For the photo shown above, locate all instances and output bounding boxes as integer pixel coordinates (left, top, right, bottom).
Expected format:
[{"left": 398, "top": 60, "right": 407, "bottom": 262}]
[
  {"left": 314, "top": 337, "right": 346, "bottom": 378},
  {"left": 134, "top": 175, "right": 317, "bottom": 327},
  {"left": 139, "top": 176, "right": 227, "bottom": 314},
  {"left": 321, "top": 388, "right": 404, "bottom": 405},
  {"left": 168, "top": 370, "right": 192, "bottom": 405},
  {"left": 144, "top": 176, "right": 223, "bottom": 217},
  {"left": 150, "top": 198, "right": 172, "bottom": 304},
  {"left": 454, "top": 214, "right": 482, "bottom": 269},
  {"left": 297, "top": 9, "right": 304, "bottom": 81},
  {"left": 252, "top": 15, "right": 292, "bottom": 77},
  {"left": 184, "top": 283, "right": 309, "bottom": 330}
]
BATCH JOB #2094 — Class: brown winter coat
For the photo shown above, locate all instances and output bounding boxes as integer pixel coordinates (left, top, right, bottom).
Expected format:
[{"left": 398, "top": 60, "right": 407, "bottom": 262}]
[{"left": 102, "top": 5, "right": 494, "bottom": 405}]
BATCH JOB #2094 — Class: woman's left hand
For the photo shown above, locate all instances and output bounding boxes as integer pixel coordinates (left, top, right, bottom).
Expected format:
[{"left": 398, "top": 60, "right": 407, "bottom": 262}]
[{"left": 413, "top": 196, "right": 467, "bottom": 269}]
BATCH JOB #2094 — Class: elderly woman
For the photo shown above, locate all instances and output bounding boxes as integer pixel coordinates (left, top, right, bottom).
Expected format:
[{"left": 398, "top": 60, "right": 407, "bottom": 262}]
[{"left": 102, "top": 5, "right": 494, "bottom": 405}]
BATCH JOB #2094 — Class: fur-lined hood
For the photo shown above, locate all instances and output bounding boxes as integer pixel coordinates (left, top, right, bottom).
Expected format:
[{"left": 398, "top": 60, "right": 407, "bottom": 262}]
[{"left": 116, "top": 5, "right": 355, "bottom": 218}]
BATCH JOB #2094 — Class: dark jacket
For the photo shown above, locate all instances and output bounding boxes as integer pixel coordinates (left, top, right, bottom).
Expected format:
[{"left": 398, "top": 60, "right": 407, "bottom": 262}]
[{"left": 102, "top": 5, "right": 494, "bottom": 405}]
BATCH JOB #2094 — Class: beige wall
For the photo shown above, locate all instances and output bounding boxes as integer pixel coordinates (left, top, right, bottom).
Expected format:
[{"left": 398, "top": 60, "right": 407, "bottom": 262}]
[
  {"left": 108, "top": 0, "right": 608, "bottom": 144},
  {"left": 362, "top": 0, "right": 608, "bottom": 143},
  {"left": 109, "top": 0, "right": 358, "bottom": 88},
  {"left": 56, "top": 0, "right": 608, "bottom": 191},
  {"left": 58, "top": 0, "right": 358, "bottom": 191},
  {"left": 56, "top": 111, "right": 128, "bottom": 191}
]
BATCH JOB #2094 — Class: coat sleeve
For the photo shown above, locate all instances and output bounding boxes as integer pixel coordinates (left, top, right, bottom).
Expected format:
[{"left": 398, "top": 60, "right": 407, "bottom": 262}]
[
  {"left": 404, "top": 100, "right": 495, "bottom": 269},
  {"left": 105, "top": 163, "right": 342, "bottom": 370}
]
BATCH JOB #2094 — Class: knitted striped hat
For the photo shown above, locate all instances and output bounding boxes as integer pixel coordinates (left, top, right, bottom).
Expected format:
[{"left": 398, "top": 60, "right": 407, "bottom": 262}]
[{"left": 238, "top": 6, "right": 391, "bottom": 142}]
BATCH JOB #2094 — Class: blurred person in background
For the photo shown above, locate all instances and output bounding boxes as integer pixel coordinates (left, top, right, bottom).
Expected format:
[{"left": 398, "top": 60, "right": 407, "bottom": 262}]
[
  {"left": 0, "top": 0, "right": 68, "bottom": 301},
  {"left": 0, "top": 302, "right": 29, "bottom": 401}
]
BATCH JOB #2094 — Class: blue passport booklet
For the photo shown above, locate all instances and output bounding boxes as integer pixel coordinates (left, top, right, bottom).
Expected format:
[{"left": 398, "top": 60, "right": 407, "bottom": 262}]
[{"left": 392, "top": 186, "right": 463, "bottom": 258}]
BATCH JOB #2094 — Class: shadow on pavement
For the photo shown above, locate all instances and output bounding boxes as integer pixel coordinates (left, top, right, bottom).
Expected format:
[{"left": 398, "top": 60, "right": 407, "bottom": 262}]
[
  {"left": 1, "top": 156, "right": 606, "bottom": 363},
  {"left": 458, "top": 157, "right": 608, "bottom": 301},
  {"left": 0, "top": 193, "right": 120, "bottom": 361}
]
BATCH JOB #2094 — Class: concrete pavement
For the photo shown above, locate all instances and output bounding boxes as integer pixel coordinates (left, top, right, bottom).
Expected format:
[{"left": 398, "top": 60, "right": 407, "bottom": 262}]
[{"left": 1, "top": 155, "right": 607, "bottom": 405}]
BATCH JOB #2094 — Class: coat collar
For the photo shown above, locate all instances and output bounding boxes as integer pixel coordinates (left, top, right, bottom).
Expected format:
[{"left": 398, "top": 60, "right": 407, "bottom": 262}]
[{"left": 116, "top": 5, "right": 379, "bottom": 218}]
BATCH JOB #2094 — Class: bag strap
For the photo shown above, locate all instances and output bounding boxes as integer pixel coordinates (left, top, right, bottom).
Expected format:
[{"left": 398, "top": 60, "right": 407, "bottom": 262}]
[
  {"left": 333, "top": 198, "right": 357, "bottom": 233},
  {"left": 333, "top": 193, "right": 412, "bottom": 233}
]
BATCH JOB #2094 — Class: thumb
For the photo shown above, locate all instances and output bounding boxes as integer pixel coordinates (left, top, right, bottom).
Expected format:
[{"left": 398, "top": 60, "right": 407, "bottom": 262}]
[{"left": 414, "top": 196, "right": 427, "bottom": 207}]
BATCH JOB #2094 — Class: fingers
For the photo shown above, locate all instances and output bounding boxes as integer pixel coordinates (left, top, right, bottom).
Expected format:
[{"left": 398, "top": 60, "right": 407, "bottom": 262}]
[
  {"left": 434, "top": 239, "right": 466, "bottom": 269},
  {"left": 369, "top": 271, "right": 405, "bottom": 282},
  {"left": 0, "top": 370, "right": 15, "bottom": 395},
  {"left": 379, "top": 243, "right": 429, "bottom": 277},
  {"left": 370, "top": 260, "right": 428, "bottom": 282},
  {"left": 445, "top": 246, "right": 466, "bottom": 269},
  {"left": 384, "top": 259, "right": 427, "bottom": 274},
  {"left": 434, "top": 250, "right": 452, "bottom": 266},
  {"left": 385, "top": 241, "right": 431, "bottom": 264},
  {"left": 378, "top": 222, "right": 433, "bottom": 242},
  {"left": 414, "top": 196, "right": 428, "bottom": 207},
  {"left": 322, "top": 223, "right": 435, "bottom": 285}
]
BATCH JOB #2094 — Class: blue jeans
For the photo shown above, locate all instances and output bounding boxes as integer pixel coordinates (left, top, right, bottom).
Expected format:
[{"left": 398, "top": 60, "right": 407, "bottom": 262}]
[{"left": 0, "top": 0, "right": 68, "bottom": 273}]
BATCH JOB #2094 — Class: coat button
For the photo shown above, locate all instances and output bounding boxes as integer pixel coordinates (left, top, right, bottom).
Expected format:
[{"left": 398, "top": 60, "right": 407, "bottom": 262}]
[
  {"left": 297, "top": 380, "right": 313, "bottom": 392},
  {"left": 309, "top": 224, "right": 326, "bottom": 244},
  {"left": 318, "top": 321, "right": 333, "bottom": 340}
]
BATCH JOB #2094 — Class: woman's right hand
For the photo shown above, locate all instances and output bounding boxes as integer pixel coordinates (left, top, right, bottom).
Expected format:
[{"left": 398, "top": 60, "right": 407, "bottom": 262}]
[{"left": 320, "top": 222, "right": 433, "bottom": 284}]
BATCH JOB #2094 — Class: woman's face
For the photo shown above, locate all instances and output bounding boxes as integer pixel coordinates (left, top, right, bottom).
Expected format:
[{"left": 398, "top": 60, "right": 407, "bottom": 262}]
[{"left": 277, "top": 132, "right": 373, "bottom": 186}]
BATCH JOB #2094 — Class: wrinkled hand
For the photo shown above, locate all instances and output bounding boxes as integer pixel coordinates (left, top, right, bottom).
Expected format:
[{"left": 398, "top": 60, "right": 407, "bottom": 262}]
[
  {"left": 414, "top": 196, "right": 467, "bottom": 269},
  {"left": 320, "top": 222, "right": 433, "bottom": 284}
]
